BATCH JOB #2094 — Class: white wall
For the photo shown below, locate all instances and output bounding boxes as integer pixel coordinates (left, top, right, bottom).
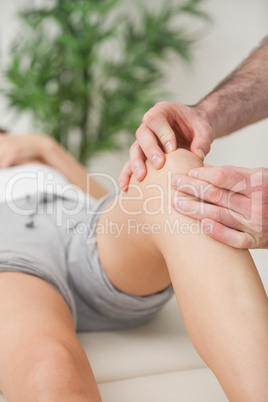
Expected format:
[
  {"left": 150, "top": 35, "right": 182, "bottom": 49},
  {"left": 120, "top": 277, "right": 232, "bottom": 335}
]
[
  {"left": 166, "top": 0, "right": 268, "bottom": 170},
  {"left": 0, "top": 0, "right": 267, "bottom": 274}
]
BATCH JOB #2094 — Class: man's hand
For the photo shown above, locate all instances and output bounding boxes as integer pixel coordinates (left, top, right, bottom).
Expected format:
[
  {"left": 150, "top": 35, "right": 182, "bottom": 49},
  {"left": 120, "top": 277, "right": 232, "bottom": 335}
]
[
  {"left": 119, "top": 102, "right": 215, "bottom": 191},
  {"left": 172, "top": 165, "right": 268, "bottom": 249}
]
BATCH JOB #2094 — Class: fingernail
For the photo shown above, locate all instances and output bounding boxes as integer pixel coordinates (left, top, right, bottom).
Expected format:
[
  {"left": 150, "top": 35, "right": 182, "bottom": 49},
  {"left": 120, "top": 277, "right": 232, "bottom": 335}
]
[
  {"left": 134, "top": 167, "right": 142, "bottom": 179},
  {"left": 197, "top": 148, "right": 205, "bottom": 160},
  {"left": 174, "top": 197, "right": 182, "bottom": 209},
  {"left": 152, "top": 155, "right": 162, "bottom": 168},
  {"left": 164, "top": 141, "right": 174, "bottom": 153},
  {"left": 172, "top": 177, "right": 181, "bottom": 188},
  {"left": 173, "top": 197, "right": 188, "bottom": 210},
  {"left": 119, "top": 181, "right": 128, "bottom": 192},
  {"left": 203, "top": 220, "right": 213, "bottom": 234},
  {"left": 188, "top": 169, "right": 198, "bottom": 178}
]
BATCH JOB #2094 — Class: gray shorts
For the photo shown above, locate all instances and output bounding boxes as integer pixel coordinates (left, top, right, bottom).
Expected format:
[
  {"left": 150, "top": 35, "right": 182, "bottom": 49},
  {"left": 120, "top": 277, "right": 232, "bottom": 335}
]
[{"left": 0, "top": 192, "right": 173, "bottom": 332}]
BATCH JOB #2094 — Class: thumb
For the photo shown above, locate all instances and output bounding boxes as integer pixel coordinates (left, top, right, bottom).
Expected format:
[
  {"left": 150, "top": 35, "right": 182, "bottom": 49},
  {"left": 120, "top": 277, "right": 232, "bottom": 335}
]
[{"left": 190, "top": 136, "right": 211, "bottom": 161}]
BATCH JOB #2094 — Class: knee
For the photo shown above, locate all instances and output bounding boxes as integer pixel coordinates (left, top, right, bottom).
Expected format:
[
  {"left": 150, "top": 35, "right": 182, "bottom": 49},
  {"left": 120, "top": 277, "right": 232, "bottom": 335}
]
[
  {"left": 22, "top": 340, "right": 92, "bottom": 401},
  {"left": 124, "top": 149, "right": 203, "bottom": 218},
  {"left": 145, "top": 148, "right": 203, "bottom": 184},
  {"left": 129, "top": 148, "right": 203, "bottom": 198}
]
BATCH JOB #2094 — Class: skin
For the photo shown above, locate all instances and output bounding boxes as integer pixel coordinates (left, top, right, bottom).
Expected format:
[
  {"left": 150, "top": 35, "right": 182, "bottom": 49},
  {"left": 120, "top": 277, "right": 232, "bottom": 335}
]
[
  {"left": 119, "top": 36, "right": 268, "bottom": 249},
  {"left": 0, "top": 137, "right": 267, "bottom": 400},
  {"left": 172, "top": 165, "right": 268, "bottom": 249},
  {"left": 0, "top": 272, "right": 102, "bottom": 402}
]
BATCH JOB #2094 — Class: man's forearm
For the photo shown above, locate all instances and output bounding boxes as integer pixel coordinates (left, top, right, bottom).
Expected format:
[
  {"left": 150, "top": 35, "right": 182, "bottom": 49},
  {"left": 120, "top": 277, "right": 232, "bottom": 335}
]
[{"left": 196, "top": 36, "right": 268, "bottom": 138}]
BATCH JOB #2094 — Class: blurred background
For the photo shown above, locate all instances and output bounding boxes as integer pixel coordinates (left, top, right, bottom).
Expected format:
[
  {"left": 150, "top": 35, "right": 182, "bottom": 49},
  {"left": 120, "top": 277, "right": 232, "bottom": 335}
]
[{"left": 0, "top": 0, "right": 267, "bottom": 280}]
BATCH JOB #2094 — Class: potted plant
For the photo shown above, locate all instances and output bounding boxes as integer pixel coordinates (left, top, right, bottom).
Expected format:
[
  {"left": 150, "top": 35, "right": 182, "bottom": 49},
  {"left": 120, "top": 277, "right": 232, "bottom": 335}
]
[{"left": 2, "top": 0, "right": 210, "bottom": 163}]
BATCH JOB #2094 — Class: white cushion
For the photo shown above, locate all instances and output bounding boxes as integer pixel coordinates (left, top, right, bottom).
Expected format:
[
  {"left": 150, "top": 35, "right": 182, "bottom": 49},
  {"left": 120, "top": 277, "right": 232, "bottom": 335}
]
[
  {"left": 77, "top": 297, "right": 206, "bottom": 384},
  {"left": 99, "top": 368, "right": 228, "bottom": 402}
]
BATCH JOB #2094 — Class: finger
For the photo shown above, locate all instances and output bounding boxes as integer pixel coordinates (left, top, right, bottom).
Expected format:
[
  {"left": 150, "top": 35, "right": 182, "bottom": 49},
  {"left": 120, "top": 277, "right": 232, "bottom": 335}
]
[
  {"left": 190, "top": 135, "right": 211, "bottom": 160},
  {"left": 187, "top": 166, "right": 251, "bottom": 195},
  {"left": 173, "top": 195, "right": 248, "bottom": 231},
  {"left": 0, "top": 144, "right": 10, "bottom": 167},
  {"left": 172, "top": 175, "right": 251, "bottom": 218},
  {"left": 129, "top": 141, "right": 147, "bottom": 181},
  {"left": 142, "top": 109, "right": 177, "bottom": 153},
  {"left": 119, "top": 161, "right": 133, "bottom": 191},
  {"left": 202, "top": 219, "right": 256, "bottom": 249},
  {"left": 0, "top": 152, "right": 16, "bottom": 168},
  {"left": 135, "top": 123, "right": 166, "bottom": 169},
  {"left": 189, "top": 114, "right": 213, "bottom": 159}
]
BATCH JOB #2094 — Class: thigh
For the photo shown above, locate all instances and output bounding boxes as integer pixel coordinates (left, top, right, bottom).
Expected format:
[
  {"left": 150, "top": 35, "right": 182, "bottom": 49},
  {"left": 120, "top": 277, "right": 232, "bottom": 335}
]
[
  {"left": 0, "top": 272, "right": 98, "bottom": 401},
  {"left": 96, "top": 192, "right": 171, "bottom": 297},
  {"left": 0, "top": 195, "right": 78, "bottom": 327}
]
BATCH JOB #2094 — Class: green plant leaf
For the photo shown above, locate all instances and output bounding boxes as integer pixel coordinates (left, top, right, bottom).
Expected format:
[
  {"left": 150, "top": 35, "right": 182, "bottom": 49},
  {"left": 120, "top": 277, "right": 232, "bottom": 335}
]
[{"left": 1, "top": 0, "right": 211, "bottom": 163}]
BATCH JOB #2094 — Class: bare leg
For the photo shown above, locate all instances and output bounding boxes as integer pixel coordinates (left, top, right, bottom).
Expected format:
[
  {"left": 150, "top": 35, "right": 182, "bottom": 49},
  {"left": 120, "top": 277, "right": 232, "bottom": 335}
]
[
  {"left": 97, "top": 148, "right": 268, "bottom": 401},
  {"left": 0, "top": 272, "right": 101, "bottom": 402}
]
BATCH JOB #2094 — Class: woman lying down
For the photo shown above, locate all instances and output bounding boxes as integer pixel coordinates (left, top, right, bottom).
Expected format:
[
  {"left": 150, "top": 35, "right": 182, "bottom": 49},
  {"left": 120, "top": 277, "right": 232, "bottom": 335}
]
[{"left": 0, "top": 127, "right": 267, "bottom": 402}]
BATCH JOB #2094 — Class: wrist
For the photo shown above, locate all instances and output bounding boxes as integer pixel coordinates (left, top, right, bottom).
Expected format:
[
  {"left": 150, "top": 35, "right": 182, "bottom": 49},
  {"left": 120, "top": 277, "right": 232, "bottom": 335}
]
[{"left": 192, "top": 101, "right": 217, "bottom": 142}]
